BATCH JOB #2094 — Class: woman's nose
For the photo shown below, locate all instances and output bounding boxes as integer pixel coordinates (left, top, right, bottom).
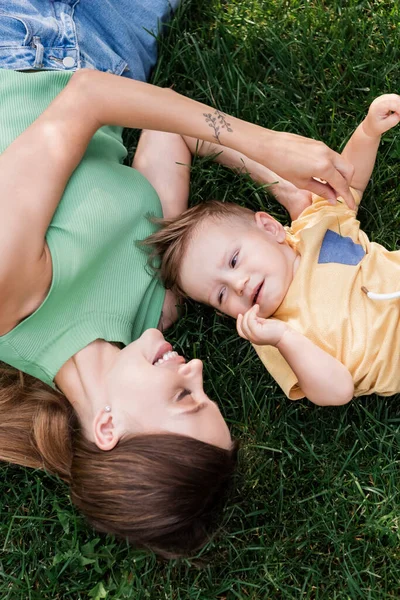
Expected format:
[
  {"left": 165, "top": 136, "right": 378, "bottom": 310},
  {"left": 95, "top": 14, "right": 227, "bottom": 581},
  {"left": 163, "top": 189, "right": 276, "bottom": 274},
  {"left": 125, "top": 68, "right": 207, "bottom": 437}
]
[{"left": 179, "top": 358, "right": 203, "bottom": 380}]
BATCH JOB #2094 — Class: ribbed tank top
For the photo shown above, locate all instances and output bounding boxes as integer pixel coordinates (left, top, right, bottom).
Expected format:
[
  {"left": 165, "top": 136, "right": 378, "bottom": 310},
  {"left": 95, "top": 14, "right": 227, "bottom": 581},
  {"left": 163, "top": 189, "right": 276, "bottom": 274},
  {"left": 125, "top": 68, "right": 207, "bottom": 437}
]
[{"left": 0, "top": 69, "right": 165, "bottom": 388}]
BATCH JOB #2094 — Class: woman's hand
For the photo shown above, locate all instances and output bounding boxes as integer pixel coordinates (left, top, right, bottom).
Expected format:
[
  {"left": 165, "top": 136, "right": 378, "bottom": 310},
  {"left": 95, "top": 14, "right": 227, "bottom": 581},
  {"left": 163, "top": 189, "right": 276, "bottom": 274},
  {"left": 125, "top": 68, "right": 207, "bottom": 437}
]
[
  {"left": 256, "top": 130, "right": 356, "bottom": 210},
  {"left": 362, "top": 94, "right": 400, "bottom": 138},
  {"left": 236, "top": 305, "right": 288, "bottom": 347}
]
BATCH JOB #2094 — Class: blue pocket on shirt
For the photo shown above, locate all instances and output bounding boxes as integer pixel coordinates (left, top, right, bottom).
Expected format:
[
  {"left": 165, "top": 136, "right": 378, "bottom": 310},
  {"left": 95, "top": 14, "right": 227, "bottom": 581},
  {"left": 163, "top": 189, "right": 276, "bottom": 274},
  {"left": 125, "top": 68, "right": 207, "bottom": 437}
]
[{"left": 318, "top": 229, "right": 365, "bottom": 265}]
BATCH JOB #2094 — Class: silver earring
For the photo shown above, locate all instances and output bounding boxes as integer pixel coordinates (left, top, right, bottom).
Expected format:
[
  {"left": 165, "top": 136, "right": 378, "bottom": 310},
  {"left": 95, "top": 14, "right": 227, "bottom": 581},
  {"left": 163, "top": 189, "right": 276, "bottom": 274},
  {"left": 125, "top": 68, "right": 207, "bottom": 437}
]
[{"left": 104, "top": 405, "right": 111, "bottom": 413}]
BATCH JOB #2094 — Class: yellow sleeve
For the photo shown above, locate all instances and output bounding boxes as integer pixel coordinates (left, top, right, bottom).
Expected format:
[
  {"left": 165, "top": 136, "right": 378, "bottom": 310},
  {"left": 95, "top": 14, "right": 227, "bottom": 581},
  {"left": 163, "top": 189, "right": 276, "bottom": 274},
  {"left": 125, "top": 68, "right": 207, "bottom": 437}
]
[
  {"left": 253, "top": 343, "right": 305, "bottom": 401},
  {"left": 286, "top": 187, "right": 361, "bottom": 245},
  {"left": 311, "top": 187, "right": 361, "bottom": 209}
]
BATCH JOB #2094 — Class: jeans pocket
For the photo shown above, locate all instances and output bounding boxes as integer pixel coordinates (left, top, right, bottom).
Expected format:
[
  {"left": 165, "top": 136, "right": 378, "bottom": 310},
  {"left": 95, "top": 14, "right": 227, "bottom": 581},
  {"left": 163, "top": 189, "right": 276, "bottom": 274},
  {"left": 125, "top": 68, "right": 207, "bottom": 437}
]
[{"left": 0, "top": 13, "right": 31, "bottom": 47}]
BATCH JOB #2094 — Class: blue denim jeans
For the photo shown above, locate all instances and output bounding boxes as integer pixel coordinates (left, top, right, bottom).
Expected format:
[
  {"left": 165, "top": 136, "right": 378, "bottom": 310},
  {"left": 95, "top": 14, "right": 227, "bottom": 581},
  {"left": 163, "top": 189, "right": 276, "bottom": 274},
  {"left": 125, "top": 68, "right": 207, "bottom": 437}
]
[{"left": 0, "top": 0, "right": 180, "bottom": 81}]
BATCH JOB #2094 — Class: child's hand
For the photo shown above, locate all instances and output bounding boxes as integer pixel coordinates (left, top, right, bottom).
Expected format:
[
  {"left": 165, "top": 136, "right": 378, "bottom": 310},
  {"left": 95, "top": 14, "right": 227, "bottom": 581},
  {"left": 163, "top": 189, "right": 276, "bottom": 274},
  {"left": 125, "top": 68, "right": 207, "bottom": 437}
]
[
  {"left": 363, "top": 94, "right": 400, "bottom": 137},
  {"left": 236, "top": 305, "right": 288, "bottom": 346}
]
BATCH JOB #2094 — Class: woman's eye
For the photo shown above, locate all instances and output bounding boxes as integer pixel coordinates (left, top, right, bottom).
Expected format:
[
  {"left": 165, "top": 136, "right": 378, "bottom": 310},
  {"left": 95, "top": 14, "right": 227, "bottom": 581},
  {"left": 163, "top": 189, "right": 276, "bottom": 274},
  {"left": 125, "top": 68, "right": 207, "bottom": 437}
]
[
  {"left": 230, "top": 252, "right": 238, "bottom": 268},
  {"left": 176, "top": 389, "right": 191, "bottom": 402}
]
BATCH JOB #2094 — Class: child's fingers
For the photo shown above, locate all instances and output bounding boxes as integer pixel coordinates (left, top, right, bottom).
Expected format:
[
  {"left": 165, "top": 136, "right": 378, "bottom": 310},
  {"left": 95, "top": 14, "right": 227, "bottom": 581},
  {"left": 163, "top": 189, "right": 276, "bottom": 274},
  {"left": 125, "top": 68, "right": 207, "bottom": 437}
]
[
  {"left": 236, "top": 314, "right": 247, "bottom": 340},
  {"left": 382, "top": 111, "right": 400, "bottom": 129},
  {"left": 382, "top": 94, "right": 400, "bottom": 113},
  {"left": 241, "top": 305, "right": 258, "bottom": 332},
  {"left": 238, "top": 312, "right": 252, "bottom": 340},
  {"left": 238, "top": 309, "right": 257, "bottom": 341},
  {"left": 248, "top": 304, "right": 268, "bottom": 328},
  {"left": 240, "top": 305, "right": 266, "bottom": 341},
  {"left": 369, "top": 94, "right": 400, "bottom": 125}
]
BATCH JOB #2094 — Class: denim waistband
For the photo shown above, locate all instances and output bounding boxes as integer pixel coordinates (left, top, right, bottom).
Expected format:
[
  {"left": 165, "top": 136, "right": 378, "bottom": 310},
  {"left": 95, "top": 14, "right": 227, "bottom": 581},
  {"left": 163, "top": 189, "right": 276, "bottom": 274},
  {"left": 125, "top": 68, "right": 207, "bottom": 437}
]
[{"left": 0, "top": 0, "right": 179, "bottom": 81}]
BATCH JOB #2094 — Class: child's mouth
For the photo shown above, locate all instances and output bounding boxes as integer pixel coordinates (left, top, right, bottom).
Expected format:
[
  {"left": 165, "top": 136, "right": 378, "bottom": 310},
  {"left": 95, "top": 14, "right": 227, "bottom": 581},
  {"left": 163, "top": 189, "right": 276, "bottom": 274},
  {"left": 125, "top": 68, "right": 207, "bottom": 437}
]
[{"left": 252, "top": 282, "right": 263, "bottom": 305}]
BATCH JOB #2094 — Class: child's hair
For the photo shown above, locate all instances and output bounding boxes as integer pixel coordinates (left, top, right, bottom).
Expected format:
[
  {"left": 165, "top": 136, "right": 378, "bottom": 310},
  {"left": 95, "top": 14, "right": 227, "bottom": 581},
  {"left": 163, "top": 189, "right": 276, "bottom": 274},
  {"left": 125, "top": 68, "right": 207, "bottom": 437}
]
[
  {"left": 0, "top": 363, "right": 238, "bottom": 558},
  {"left": 144, "top": 200, "right": 254, "bottom": 297}
]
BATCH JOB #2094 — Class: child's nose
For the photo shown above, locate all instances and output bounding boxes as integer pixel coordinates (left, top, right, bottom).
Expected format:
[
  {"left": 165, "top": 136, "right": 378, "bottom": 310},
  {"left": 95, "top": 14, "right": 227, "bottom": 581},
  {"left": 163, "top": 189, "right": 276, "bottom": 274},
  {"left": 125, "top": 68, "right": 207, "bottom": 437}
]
[{"left": 233, "top": 275, "right": 249, "bottom": 296}]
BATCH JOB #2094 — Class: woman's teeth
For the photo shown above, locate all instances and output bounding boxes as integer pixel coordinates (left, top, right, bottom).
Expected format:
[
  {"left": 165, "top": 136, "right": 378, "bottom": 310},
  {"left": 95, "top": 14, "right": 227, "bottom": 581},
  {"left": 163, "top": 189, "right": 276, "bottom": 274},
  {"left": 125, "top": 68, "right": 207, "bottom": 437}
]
[{"left": 154, "top": 350, "right": 178, "bottom": 366}]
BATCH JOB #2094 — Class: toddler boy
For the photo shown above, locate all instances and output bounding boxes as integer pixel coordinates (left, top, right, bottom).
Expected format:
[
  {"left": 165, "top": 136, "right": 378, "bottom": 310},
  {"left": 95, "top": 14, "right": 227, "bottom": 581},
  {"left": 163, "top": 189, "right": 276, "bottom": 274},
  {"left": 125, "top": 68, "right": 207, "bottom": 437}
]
[{"left": 147, "top": 95, "right": 400, "bottom": 406}]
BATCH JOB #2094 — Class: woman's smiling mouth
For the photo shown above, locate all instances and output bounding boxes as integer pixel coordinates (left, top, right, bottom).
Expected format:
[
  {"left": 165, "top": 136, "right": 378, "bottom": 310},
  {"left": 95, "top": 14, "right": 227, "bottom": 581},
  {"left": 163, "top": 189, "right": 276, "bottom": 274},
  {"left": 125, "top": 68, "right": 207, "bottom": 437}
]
[{"left": 152, "top": 342, "right": 185, "bottom": 366}]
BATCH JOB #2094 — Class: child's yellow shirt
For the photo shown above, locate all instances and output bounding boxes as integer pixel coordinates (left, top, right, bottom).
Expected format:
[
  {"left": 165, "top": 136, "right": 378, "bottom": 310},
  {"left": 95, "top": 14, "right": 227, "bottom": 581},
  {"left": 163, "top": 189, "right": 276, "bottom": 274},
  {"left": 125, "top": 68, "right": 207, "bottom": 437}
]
[{"left": 254, "top": 192, "right": 400, "bottom": 399}]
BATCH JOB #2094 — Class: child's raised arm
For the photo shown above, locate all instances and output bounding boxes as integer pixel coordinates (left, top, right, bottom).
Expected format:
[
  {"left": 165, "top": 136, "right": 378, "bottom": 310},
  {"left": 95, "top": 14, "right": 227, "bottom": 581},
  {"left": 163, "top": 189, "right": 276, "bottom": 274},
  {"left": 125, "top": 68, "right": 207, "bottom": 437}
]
[
  {"left": 237, "top": 305, "right": 354, "bottom": 406},
  {"left": 341, "top": 94, "right": 400, "bottom": 198}
]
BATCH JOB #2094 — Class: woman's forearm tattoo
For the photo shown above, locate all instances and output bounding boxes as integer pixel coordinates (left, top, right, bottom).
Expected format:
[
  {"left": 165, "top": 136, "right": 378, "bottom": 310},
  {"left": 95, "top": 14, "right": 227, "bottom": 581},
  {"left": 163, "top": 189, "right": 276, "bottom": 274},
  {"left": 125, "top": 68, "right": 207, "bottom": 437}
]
[{"left": 203, "top": 110, "right": 233, "bottom": 143}]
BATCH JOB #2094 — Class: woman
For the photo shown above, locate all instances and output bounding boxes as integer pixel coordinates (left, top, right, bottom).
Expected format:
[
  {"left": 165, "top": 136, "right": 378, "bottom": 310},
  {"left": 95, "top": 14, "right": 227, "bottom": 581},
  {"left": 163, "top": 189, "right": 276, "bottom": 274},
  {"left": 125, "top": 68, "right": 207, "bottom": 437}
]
[{"left": 0, "top": 1, "right": 354, "bottom": 556}]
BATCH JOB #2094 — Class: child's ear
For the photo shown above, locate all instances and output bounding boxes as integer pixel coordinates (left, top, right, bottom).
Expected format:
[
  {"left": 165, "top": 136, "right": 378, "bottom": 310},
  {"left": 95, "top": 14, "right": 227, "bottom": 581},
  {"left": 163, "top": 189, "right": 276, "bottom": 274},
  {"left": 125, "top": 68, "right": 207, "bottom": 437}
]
[{"left": 254, "top": 212, "right": 286, "bottom": 242}]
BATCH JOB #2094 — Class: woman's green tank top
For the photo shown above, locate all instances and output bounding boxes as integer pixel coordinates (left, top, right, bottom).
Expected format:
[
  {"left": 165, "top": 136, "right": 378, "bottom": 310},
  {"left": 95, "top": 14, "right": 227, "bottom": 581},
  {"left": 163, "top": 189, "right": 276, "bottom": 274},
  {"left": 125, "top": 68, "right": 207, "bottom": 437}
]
[{"left": 0, "top": 69, "right": 165, "bottom": 388}]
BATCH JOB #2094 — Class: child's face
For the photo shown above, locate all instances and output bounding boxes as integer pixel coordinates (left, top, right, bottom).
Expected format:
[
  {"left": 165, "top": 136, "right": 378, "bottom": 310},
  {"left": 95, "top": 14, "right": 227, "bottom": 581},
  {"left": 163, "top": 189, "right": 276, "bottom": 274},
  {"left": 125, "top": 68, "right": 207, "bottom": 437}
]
[{"left": 179, "top": 213, "right": 298, "bottom": 319}]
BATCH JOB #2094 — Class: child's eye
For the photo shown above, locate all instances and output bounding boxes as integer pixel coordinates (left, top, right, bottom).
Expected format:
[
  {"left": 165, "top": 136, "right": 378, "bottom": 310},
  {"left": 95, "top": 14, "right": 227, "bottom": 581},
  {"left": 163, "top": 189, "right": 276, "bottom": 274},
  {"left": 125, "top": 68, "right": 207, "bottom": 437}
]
[
  {"left": 230, "top": 252, "right": 238, "bottom": 268},
  {"left": 218, "top": 287, "right": 226, "bottom": 305}
]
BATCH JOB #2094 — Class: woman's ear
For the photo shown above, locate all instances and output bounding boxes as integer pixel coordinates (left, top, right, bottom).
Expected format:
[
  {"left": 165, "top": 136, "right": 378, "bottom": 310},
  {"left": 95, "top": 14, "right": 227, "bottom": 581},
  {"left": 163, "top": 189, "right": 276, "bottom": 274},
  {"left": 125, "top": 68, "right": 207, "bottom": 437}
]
[
  {"left": 254, "top": 211, "right": 286, "bottom": 242},
  {"left": 93, "top": 409, "right": 119, "bottom": 451}
]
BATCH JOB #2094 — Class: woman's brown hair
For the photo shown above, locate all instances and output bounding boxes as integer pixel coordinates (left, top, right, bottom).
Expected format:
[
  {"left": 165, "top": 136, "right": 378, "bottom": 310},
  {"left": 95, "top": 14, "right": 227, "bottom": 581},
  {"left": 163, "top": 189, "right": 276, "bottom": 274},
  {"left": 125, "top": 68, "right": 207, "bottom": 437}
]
[{"left": 0, "top": 363, "right": 238, "bottom": 557}]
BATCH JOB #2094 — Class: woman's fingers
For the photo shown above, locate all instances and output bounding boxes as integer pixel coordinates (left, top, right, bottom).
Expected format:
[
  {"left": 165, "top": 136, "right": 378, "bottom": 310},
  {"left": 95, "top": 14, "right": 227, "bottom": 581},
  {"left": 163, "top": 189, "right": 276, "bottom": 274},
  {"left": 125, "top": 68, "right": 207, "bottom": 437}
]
[
  {"left": 307, "top": 167, "right": 356, "bottom": 210},
  {"left": 324, "top": 160, "right": 356, "bottom": 209},
  {"left": 306, "top": 179, "right": 337, "bottom": 204},
  {"left": 308, "top": 152, "right": 355, "bottom": 209}
]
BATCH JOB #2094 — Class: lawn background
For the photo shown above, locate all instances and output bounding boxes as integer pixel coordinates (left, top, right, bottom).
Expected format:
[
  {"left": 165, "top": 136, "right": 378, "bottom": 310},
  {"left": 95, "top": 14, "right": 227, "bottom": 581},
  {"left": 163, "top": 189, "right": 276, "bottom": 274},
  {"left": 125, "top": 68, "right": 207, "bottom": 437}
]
[{"left": 1, "top": 1, "right": 400, "bottom": 598}]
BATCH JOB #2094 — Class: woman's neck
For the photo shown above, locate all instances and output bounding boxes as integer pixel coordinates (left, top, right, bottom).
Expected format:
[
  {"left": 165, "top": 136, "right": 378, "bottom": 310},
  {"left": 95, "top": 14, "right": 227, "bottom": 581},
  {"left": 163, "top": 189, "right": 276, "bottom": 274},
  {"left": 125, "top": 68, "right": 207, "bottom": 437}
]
[{"left": 55, "top": 340, "right": 120, "bottom": 427}]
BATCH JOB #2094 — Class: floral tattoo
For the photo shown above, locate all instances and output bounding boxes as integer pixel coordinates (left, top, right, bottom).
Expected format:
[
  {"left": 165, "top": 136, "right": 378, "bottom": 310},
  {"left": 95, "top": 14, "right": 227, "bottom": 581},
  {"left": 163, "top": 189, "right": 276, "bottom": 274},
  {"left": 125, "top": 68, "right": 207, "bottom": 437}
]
[{"left": 203, "top": 110, "right": 233, "bottom": 143}]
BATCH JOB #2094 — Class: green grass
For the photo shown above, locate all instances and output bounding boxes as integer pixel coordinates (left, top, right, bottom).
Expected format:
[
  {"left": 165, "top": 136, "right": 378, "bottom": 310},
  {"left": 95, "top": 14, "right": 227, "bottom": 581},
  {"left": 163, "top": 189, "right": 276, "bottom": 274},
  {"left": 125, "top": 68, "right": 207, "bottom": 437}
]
[{"left": 2, "top": 0, "right": 400, "bottom": 598}]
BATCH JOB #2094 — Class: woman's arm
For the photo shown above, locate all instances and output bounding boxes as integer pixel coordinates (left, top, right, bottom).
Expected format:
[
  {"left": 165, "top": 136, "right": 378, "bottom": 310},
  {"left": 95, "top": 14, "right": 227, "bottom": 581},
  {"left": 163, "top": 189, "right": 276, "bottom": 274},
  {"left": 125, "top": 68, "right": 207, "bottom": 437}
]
[
  {"left": 237, "top": 306, "right": 354, "bottom": 406},
  {"left": 134, "top": 131, "right": 312, "bottom": 220},
  {"left": 133, "top": 131, "right": 191, "bottom": 219},
  {"left": 0, "top": 69, "right": 354, "bottom": 303},
  {"left": 83, "top": 70, "right": 354, "bottom": 205},
  {"left": 132, "top": 131, "right": 192, "bottom": 329},
  {"left": 341, "top": 94, "right": 400, "bottom": 197},
  {"left": 182, "top": 135, "right": 312, "bottom": 220},
  {"left": 0, "top": 73, "right": 100, "bottom": 315}
]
